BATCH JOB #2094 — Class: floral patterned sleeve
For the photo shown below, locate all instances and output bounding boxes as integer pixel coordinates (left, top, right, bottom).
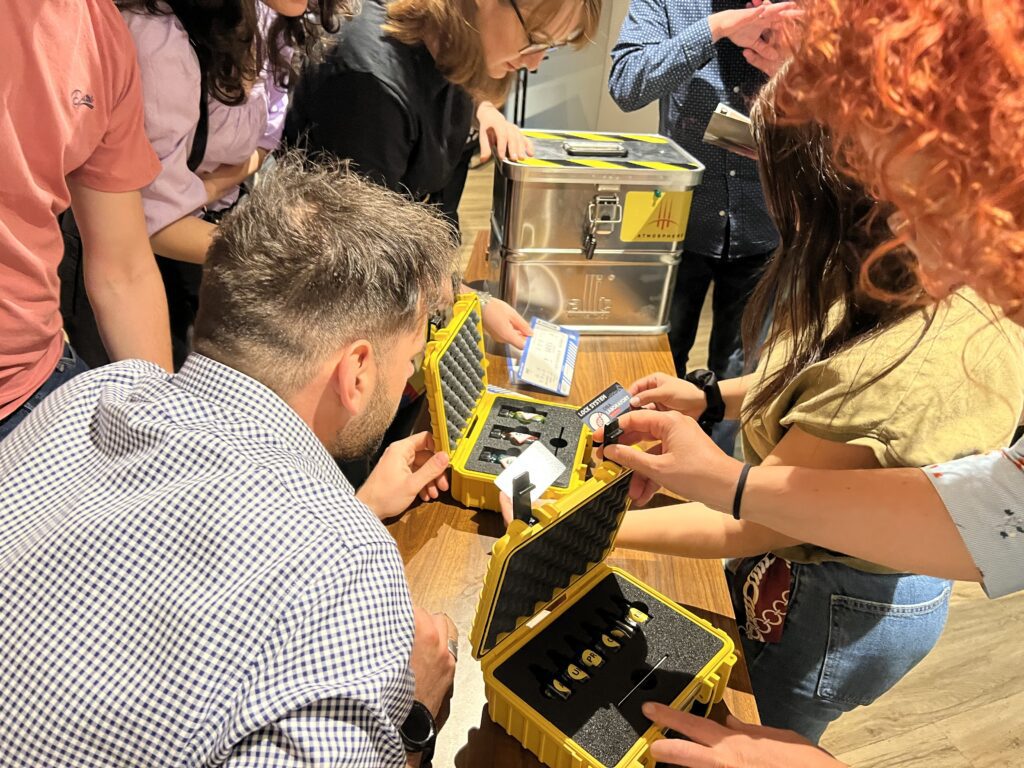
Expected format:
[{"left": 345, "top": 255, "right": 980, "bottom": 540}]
[{"left": 925, "top": 437, "right": 1024, "bottom": 598}]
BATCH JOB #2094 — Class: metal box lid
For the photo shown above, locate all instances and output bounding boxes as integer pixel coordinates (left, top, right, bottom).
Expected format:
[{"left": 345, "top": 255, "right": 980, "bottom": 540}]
[{"left": 502, "top": 130, "right": 704, "bottom": 187}]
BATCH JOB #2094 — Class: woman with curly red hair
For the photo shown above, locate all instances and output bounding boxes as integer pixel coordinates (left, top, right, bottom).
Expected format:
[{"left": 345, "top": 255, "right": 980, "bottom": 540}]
[{"left": 598, "top": 2, "right": 1024, "bottom": 765}]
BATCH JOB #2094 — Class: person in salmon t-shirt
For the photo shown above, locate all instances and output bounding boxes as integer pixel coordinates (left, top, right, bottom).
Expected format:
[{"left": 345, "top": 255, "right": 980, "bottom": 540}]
[{"left": 0, "top": 0, "right": 173, "bottom": 441}]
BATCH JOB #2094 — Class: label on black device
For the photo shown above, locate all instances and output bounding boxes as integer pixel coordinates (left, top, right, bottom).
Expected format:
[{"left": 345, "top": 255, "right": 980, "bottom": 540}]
[{"left": 576, "top": 382, "right": 632, "bottom": 431}]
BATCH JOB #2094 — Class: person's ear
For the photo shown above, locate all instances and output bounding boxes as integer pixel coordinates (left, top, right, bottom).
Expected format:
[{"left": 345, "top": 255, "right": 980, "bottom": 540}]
[{"left": 331, "top": 339, "right": 377, "bottom": 418}]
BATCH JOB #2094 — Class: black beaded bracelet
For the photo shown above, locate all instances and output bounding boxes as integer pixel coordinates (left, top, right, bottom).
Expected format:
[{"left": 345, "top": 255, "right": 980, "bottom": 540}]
[
  {"left": 732, "top": 463, "right": 752, "bottom": 520},
  {"left": 683, "top": 369, "right": 726, "bottom": 435}
]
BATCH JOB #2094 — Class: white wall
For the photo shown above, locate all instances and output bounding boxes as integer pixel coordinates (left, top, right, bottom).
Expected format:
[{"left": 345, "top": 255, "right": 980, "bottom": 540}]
[{"left": 515, "top": 0, "right": 660, "bottom": 134}]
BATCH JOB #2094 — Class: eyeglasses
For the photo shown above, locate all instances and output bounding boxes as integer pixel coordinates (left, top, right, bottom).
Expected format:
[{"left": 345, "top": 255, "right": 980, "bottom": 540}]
[{"left": 508, "top": 0, "right": 583, "bottom": 57}]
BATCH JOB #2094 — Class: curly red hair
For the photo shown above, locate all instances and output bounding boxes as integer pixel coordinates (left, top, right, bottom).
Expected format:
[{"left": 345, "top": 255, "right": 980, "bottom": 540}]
[{"left": 775, "top": 0, "right": 1024, "bottom": 314}]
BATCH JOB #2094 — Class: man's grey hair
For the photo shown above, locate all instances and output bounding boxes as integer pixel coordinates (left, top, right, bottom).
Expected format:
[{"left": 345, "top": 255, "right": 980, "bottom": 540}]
[{"left": 193, "top": 153, "right": 459, "bottom": 397}]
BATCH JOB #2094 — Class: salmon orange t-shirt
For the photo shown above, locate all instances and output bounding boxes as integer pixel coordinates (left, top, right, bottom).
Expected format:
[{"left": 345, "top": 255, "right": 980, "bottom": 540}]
[{"left": 0, "top": 0, "right": 161, "bottom": 419}]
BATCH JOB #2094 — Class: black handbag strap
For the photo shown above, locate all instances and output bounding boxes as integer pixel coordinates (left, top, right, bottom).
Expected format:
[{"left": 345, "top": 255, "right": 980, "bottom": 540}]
[{"left": 186, "top": 36, "right": 209, "bottom": 173}]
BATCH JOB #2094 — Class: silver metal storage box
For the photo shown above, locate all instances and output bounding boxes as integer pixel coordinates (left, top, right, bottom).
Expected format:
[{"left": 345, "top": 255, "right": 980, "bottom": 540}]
[{"left": 486, "top": 130, "right": 704, "bottom": 335}]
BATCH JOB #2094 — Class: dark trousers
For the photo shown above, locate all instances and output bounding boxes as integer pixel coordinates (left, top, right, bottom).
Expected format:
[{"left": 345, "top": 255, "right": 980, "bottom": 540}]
[{"left": 669, "top": 251, "right": 771, "bottom": 453}]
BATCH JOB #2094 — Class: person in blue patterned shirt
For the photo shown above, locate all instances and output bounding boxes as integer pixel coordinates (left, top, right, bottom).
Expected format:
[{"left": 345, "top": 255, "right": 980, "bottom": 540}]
[
  {"left": 0, "top": 156, "right": 460, "bottom": 767},
  {"left": 609, "top": 0, "right": 798, "bottom": 452}
]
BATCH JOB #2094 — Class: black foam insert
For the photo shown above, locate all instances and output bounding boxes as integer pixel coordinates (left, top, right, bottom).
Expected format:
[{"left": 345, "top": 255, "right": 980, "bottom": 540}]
[
  {"left": 463, "top": 396, "right": 585, "bottom": 486},
  {"left": 436, "top": 308, "right": 486, "bottom": 452},
  {"left": 480, "top": 472, "right": 632, "bottom": 655},
  {"left": 493, "top": 573, "right": 727, "bottom": 768}
]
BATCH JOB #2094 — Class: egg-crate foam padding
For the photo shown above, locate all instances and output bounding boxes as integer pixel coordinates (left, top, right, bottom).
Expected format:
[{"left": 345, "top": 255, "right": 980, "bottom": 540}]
[
  {"left": 493, "top": 572, "right": 728, "bottom": 768},
  {"left": 480, "top": 472, "right": 632, "bottom": 656},
  {"left": 436, "top": 308, "right": 486, "bottom": 452},
  {"left": 464, "top": 396, "right": 585, "bottom": 487}
]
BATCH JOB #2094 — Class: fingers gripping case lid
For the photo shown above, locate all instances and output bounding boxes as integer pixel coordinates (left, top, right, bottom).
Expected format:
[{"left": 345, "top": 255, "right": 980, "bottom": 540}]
[
  {"left": 471, "top": 462, "right": 634, "bottom": 659},
  {"left": 423, "top": 294, "right": 488, "bottom": 456}
]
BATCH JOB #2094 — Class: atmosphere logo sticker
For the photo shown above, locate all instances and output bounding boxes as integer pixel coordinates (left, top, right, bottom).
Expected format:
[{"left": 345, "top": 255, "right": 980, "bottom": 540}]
[{"left": 621, "top": 191, "right": 691, "bottom": 242}]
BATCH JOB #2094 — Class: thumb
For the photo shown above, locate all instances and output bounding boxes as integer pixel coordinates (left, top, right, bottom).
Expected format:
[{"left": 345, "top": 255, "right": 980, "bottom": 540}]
[
  {"left": 409, "top": 451, "right": 450, "bottom": 491},
  {"left": 629, "top": 387, "right": 665, "bottom": 409},
  {"left": 603, "top": 443, "right": 659, "bottom": 476}
]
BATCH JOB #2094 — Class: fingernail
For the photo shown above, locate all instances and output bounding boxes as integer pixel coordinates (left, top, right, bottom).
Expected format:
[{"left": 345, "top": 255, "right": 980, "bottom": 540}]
[
  {"left": 642, "top": 702, "right": 656, "bottom": 717},
  {"left": 630, "top": 396, "right": 641, "bottom": 406}
]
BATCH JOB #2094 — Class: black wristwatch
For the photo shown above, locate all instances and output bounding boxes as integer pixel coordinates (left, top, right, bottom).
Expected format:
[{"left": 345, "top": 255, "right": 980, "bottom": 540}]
[
  {"left": 400, "top": 700, "right": 436, "bottom": 766},
  {"left": 683, "top": 368, "right": 726, "bottom": 435}
]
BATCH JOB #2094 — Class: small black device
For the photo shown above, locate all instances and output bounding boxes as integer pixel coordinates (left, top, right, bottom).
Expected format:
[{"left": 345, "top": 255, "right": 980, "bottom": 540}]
[
  {"left": 512, "top": 471, "right": 536, "bottom": 524},
  {"left": 603, "top": 417, "right": 624, "bottom": 445}
]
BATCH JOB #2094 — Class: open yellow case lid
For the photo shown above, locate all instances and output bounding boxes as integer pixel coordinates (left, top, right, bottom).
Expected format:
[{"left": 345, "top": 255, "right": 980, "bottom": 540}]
[
  {"left": 470, "top": 462, "right": 634, "bottom": 660},
  {"left": 422, "top": 293, "right": 489, "bottom": 456}
]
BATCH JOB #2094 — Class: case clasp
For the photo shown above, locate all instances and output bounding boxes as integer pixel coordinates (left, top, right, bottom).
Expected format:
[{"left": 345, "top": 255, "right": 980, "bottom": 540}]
[{"left": 582, "top": 194, "right": 622, "bottom": 260}]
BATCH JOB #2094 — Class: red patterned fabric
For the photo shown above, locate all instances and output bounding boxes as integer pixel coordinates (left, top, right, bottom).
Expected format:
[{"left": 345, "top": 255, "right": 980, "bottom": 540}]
[{"left": 740, "top": 554, "right": 793, "bottom": 644}]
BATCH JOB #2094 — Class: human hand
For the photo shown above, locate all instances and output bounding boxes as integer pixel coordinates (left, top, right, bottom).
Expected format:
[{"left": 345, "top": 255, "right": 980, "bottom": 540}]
[
  {"left": 410, "top": 607, "right": 457, "bottom": 723},
  {"left": 600, "top": 409, "right": 742, "bottom": 509},
  {"left": 708, "top": 2, "right": 801, "bottom": 49},
  {"left": 476, "top": 101, "right": 534, "bottom": 163},
  {"left": 741, "top": 1, "right": 802, "bottom": 75},
  {"left": 628, "top": 372, "right": 706, "bottom": 418},
  {"left": 199, "top": 149, "right": 266, "bottom": 204},
  {"left": 497, "top": 491, "right": 544, "bottom": 527},
  {"left": 356, "top": 432, "right": 450, "bottom": 520},
  {"left": 482, "top": 297, "right": 532, "bottom": 349},
  {"left": 643, "top": 702, "right": 846, "bottom": 767}
]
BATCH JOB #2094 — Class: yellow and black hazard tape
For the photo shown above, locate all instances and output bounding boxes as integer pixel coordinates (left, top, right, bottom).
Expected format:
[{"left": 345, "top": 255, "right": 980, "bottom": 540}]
[
  {"left": 518, "top": 130, "right": 697, "bottom": 170},
  {"left": 523, "top": 130, "right": 671, "bottom": 144},
  {"left": 513, "top": 156, "right": 698, "bottom": 171}
]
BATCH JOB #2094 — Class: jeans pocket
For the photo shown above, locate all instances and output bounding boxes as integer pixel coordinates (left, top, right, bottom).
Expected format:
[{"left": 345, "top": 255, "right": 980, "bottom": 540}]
[{"left": 817, "top": 583, "right": 950, "bottom": 707}]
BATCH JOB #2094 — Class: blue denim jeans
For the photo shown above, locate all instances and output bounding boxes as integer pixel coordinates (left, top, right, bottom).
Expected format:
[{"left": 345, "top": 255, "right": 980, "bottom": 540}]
[
  {"left": 0, "top": 343, "right": 89, "bottom": 442},
  {"left": 727, "top": 558, "right": 951, "bottom": 743}
]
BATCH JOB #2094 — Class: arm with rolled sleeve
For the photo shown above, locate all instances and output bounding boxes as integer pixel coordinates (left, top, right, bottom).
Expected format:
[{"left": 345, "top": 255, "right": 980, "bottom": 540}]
[
  {"left": 608, "top": 0, "right": 714, "bottom": 112},
  {"left": 223, "top": 540, "right": 415, "bottom": 767},
  {"left": 925, "top": 439, "right": 1024, "bottom": 599}
]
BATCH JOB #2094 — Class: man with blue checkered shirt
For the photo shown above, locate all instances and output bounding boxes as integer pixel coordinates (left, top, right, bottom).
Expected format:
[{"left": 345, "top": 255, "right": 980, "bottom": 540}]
[
  {"left": 609, "top": 0, "right": 799, "bottom": 451},
  {"left": 0, "top": 157, "right": 458, "bottom": 767}
]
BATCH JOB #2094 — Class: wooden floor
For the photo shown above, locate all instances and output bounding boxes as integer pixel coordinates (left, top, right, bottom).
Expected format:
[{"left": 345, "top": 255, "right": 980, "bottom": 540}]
[{"left": 458, "top": 164, "right": 1024, "bottom": 767}]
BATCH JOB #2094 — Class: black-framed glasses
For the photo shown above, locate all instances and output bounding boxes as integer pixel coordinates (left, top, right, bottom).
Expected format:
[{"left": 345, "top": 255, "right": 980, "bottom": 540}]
[{"left": 508, "top": 0, "right": 583, "bottom": 57}]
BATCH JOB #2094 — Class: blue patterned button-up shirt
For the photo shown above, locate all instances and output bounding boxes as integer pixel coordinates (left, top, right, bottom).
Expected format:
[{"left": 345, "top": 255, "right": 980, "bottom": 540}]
[
  {"left": 0, "top": 355, "right": 414, "bottom": 767},
  {"left": 609, "top": 0, "right": 779, "bottom": 259}
]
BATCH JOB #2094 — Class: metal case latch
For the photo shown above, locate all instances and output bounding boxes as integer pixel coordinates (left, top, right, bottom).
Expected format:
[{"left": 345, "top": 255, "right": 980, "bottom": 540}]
[{"left": 582, "top": 194, "right": 622, "bottom": 260}]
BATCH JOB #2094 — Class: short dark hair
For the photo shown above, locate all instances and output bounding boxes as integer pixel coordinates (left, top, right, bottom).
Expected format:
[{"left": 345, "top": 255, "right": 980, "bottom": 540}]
[{"left": 193, "top": 153, "right": 458, "bottom": 396}]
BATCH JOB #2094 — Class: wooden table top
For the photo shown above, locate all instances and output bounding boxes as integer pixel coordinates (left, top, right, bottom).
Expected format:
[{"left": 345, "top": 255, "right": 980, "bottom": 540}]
[{"left": 386, "top": 232, "right": 757, "bottom": 767}]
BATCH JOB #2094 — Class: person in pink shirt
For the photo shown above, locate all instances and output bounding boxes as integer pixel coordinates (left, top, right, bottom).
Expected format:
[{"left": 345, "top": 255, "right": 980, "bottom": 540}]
[
  {"left": 0, "top": 0, "right": 173, "bottom": 441},
  {"left": 62, "top": 0, "right": 348, "bottom": 369}
]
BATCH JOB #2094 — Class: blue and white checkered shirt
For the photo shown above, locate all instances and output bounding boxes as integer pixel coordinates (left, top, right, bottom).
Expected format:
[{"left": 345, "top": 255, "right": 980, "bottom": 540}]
[
  {"left": 0, "top": 355, "right": 414, "bottom": 767},
  {"left": 609, "top": 0, "right": 779, "bottom": 259}
]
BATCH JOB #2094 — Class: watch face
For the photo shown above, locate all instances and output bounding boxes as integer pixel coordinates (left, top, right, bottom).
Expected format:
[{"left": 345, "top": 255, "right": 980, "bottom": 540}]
[
  {"left": 404, "top": 710, "right": 432, "bottom": 742},
  {"left": 401, "top": 701, "right": 436, "bottom": 749}
]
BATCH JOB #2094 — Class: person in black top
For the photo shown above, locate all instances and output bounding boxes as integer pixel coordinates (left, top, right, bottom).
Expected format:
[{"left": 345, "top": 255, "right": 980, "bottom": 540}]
[{"left": 285, "top": 0, "right": 601, "bottom": 349}]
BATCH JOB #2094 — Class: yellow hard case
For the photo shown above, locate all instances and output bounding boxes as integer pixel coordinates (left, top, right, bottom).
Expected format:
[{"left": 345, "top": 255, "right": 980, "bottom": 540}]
[
  {"left": 423, "top": 293, "right": 591, "bottom": 513},
  {"left": 470, "top": 462, "right": 738, "bottom": 768}
]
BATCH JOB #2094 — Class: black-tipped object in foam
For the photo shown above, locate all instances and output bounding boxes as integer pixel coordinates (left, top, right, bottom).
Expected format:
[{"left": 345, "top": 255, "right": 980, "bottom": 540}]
[{"left": 492, "top": 573, "right": 729, "bottom": 768}]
